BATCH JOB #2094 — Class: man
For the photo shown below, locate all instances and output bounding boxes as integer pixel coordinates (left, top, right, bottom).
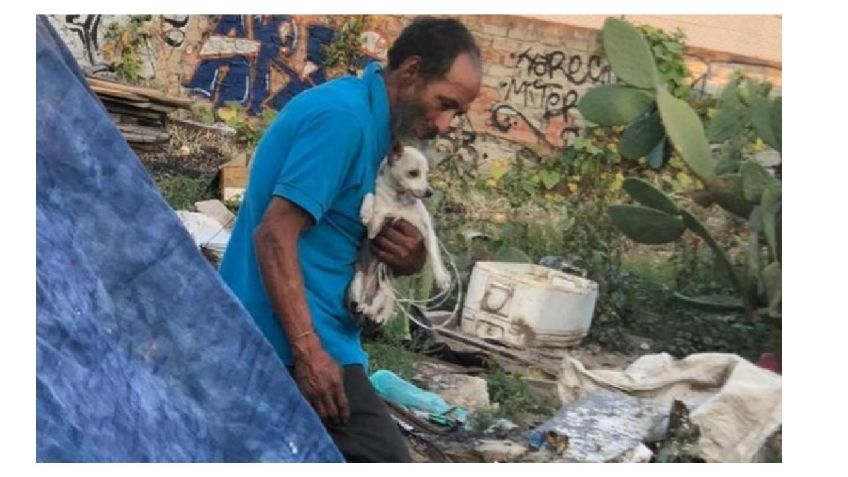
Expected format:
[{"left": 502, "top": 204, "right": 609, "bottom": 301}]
[{"left": 219, "top": 16, "right": 482, "bottom": 462}]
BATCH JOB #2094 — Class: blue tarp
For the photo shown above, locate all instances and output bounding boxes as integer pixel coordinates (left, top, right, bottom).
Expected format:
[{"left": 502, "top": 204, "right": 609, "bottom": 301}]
[{"left": 35, "top": 15, "right": 343, "bottom": 462}]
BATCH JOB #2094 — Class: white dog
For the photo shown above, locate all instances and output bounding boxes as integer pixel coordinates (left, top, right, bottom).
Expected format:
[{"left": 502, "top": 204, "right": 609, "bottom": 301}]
[{"left": 347, "top": 143, "right": 451, "bottom": 326}]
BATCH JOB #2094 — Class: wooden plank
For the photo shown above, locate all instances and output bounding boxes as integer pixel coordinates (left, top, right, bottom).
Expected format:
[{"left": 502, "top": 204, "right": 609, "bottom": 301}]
[
  {"left": 87, "top": 77, "right": 194, "bottom": 109},
  {"left": 90, "top": 85, "right": 148, "bottom": 103},
  {"left": 433, "top": 327, "right": 561, "bottom": 379},
  {"left": 101, "top": 100, "right": 166, "bottom": 121}
]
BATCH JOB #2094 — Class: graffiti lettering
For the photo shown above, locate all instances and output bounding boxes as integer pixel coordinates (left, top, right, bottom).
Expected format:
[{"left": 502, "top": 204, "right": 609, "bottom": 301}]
[
  {"left": 514, "top": 48, "right": 611, "bottom": 85},
  {"left": 490, "top": 48, "right": 611, "bottom": 146},
  {"left": 185, "top": 15, "right": 335, "bottom": 115},
  {"left": 65, "top": 15, "right": 103, "bottom": 66},
  {"left": 501, "top": 78, "right": 580, "bottom": 120},
  {"left": 162, "top": 15, "right": 190, "bottom": 47},
  {"left": 434, "top": 115, "right": 481, "bottom": 176}
]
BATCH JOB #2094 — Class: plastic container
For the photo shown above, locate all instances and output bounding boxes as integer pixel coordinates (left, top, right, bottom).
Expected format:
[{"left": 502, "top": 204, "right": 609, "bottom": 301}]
[{"left": 460, "top": 262, "right": 598, "bottom": 348}]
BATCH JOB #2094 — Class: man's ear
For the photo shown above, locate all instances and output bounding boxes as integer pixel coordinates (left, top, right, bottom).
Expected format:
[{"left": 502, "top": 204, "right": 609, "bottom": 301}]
[
  {"left": 397, "top": 56, "right": 422, "bottom": 86},
  {"left": 388, "top": 140, "right": 404, "bottom": 164}
]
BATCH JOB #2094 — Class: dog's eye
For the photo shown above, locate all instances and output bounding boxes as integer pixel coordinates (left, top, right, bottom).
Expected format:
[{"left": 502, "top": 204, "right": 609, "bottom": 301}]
[{"left": 408, "top": 170, "right": 420, "bottom": 178}]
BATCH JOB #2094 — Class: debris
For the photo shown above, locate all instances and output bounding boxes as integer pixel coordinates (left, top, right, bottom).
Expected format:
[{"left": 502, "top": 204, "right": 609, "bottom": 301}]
[
  {"left": 432, "top": 326, "right": 561, "bottom": 378},
  {"left": 474, "top": 439, "right": 529, "bottom": 462},
  {"left": 557, "top": 352, "right": 783, "bottom": 462},
  {"left": 194, "top": 199, "right": 236, "bottom": 230},
  {"left": 86, "top": 76, "right": 193, "bottom": 152},
  {"left": 423, "top": 373, "right": 492, "bottom": 412},
  {"left": 654, "top": 400, "right": 705, "bottom": 463},
  {"left": 384, "top": 399, "right": 448, "bottom": 435},
  {"left": 461, "top": 262, "right": 598, "bottom": 348},
  {"left": 370, "top": 370, "right": 468, "bottom": 426},
  {"left": 539, "top": 254, "right": 589, "bottom": 277},
  {"left": 483, "top": 418, "right": 518, "bottom": 435},
  {"left": 526, "top": 393, "right": 668, "bottom": 462},
  {"left": 756, "top": 352, "right": 781, "bottom": 374},
  {"left": 170, "top": 117, "right": 237, "bottom": 136},
  {"left": 218, "top": 153, "right": 250, "bottom": 202},
  {"left": 521, "top": 377, "right": 560, "bottom": 403},
  {"left": 399, "top": 426, "right": 453, "bottom": 463},
  {"left": 615, "top": 444, "right": 654, "bottom": 463},
  {"left": 175, "top": 211, "right": 230, "bottom": 265}
]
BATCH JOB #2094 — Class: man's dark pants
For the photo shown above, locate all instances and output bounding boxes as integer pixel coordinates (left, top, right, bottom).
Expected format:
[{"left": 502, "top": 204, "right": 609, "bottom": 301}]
[{"left": 288, "top": 365, "right": 411, "bottom": 462}]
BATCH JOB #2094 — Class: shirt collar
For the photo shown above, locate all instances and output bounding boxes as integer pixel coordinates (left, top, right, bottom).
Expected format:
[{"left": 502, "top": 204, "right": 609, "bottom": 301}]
[{"left": 362, "top": 61, "right": 391, "bottom": 160}]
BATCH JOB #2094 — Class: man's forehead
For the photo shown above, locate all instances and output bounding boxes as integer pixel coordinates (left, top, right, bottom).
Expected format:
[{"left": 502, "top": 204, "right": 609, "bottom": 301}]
[{"left": 440, "top": 54, "right": 483, "bottom": 107}]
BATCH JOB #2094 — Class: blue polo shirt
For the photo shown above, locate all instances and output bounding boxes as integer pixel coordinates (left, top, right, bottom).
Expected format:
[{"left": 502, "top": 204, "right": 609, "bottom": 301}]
[{"left": 219, "top": 62, "right": 391, "bottom": 368}]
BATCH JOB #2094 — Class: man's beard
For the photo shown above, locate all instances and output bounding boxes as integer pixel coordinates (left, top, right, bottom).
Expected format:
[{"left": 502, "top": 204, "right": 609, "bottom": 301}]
[{"left": 391, "top": 99, "right": 438, "bottom": 142}]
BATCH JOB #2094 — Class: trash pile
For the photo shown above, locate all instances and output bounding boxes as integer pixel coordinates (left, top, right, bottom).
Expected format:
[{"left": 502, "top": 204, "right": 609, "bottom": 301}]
[
  {"left": 87, "top": 77, "right": 193, "bottom": 152},
  {"left": 175, "top": 199, "right": 235, "bottom": 266},
  {"left": 371, "top": 341, "right": 782, "bottom": 463}
]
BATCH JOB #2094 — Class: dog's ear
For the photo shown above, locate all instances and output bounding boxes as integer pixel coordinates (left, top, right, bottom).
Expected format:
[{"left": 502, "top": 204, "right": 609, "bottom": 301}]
[{"left": 388, "top": 140, "right": 403, "bottom": 164}]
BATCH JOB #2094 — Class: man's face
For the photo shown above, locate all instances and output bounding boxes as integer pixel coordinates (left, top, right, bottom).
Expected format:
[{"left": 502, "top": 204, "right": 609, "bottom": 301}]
[{"left": 393, "top": 53, "right": 482, "bottom": 141}]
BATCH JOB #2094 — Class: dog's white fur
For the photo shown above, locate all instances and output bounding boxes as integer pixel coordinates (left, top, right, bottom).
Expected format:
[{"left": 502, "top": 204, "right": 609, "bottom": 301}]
[{"left": 347, "top": 145, "right": 451, "bottom": 325}]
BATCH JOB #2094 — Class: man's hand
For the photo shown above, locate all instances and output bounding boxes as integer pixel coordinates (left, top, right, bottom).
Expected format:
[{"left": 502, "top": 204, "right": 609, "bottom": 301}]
[
  {"left": 292, "top": 335, "right": 350, "bottom": 426},
  {"left": 254, "top": 197, "right": 349, "bottom": 426},
  {"left": 371, "top": 218, "right": 426, "bottom": 276}
]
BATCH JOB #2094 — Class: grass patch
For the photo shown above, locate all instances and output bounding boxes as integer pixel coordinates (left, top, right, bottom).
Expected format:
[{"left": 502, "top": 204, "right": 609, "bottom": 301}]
[
  {"left": 153, "top": 173, "right": 217, "bottom": 210},
  {"left": 363, "top": 339, "right": 419, "bottom": 380},
  {"left": 486, "top": 365, "right": 555, "bottom": 420}
]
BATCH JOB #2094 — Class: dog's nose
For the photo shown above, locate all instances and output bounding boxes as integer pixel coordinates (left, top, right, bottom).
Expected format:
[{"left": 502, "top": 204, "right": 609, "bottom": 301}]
[{"left": 424, "top": 188, "right": 434, "bottom": 198}]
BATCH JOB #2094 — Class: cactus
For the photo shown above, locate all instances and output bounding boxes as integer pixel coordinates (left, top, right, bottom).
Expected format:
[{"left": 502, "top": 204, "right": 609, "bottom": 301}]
[
  {"left": 741, "top": 161, "right": 778, "bottom": 203},
  {"left": 578, "top": 85, "right": 655, "bottom": 126},
  {"left": 622, "top": 177, "right": 679, "bottom": 215},
  {"left": 602, "top": 17, "right": 659, "bottom": 89},
  {"left": 620, "top": 110, "right": 666, "bottom": 161},
  {"left": 656, "top": 87, "right": 716, "bottom": 181},
  {"left": 608, "top": 205, "right": 686, "bottom": 244},
  {"left": 761, "top": 184, "right": 781, "bottom": 262},
  {"left": 752, "top": 97, "right": 782, "bottom": 153},
  {"left": 759, "top": 261, "right": 781, "bottom": 315},
  {"left": 706, "top": 82, "right": 751, "bottom": 142},
  {"left": 646, "top": 137, "right": 672, "bottom": 169},
  {"left": 580, "top": 17, "right": 781, "bottom": 319},
  {"left": 703, "top": 174, "right": 753, "bottom": 219}
]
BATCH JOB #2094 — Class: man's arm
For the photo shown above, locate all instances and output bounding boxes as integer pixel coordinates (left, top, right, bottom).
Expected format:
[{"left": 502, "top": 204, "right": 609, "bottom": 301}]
[{"left": 254, "top": 197, "right": 349, "bottom": 425}]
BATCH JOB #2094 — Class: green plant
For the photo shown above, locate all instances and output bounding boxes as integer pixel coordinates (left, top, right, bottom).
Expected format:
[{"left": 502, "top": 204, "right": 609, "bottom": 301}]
[
  {"left": 486, "top": 365, "right": 554, "bottom": 419},
  {"left": 103, "top": 16, "right": 153, "bottom": 83},
  {"left": 322, "top": 15, "right": 370, "bottom": 75},
  {"left": 363, "top": 340, "right": 418, "bottom": 379},
  {"left": 191, "top": 104, "right": 217, "bottom": 125},
  {"left": 581, "top": 18, "right": 782, "bottom": 319},
  {"left": 216, "top": 102, "right": 277, "bottom": 147},
  {"left": 638, "top": 25, "right": 692, "bottom": 100},
  {"left": 153, "top": 173, "right": 217, "bottom": 210}
]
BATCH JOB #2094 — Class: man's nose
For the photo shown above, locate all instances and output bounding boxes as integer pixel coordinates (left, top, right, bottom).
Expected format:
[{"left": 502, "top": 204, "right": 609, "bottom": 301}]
[{"left": 434, "top": 113, "right": 454, "bottom": 134}]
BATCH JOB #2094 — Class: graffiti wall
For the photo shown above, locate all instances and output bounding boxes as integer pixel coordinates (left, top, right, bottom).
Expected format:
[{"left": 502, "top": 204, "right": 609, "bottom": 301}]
[{"left": 48, "top": 14, "right": 781, "bottom": 169}]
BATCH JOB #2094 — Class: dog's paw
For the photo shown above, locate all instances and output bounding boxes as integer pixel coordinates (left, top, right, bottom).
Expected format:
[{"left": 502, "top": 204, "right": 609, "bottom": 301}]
[
  {"left": 434, "top": 269, "right": 452, "bottom": 291},
  {"left": 368, "top": 311, "right": 389, "bottom": 325},
  {"left": 356, "top": 302, "right": 371, "bottom": 315},
  {"left": 360, "top": 193, "right": 375, "bottom": 224},
  {"left": 371, "top": 305, "right": 394, "bottom": 325}
]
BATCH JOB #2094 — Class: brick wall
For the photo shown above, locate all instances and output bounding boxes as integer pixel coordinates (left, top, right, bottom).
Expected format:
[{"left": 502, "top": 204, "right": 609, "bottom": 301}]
[{"left": 47, "top": 14, "right": 782, "bottom": 169}]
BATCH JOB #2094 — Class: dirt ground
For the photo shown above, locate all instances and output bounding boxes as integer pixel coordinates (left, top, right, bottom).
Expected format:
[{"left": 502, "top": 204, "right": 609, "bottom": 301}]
[{"left": 138, "top": 120, "right": 781, "bottom": 464}]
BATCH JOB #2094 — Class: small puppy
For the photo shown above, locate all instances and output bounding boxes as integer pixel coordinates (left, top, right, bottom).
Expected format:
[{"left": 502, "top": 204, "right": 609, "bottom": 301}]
[{"left": 348, "top": 142, "right": 451, "bottom": 326}]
